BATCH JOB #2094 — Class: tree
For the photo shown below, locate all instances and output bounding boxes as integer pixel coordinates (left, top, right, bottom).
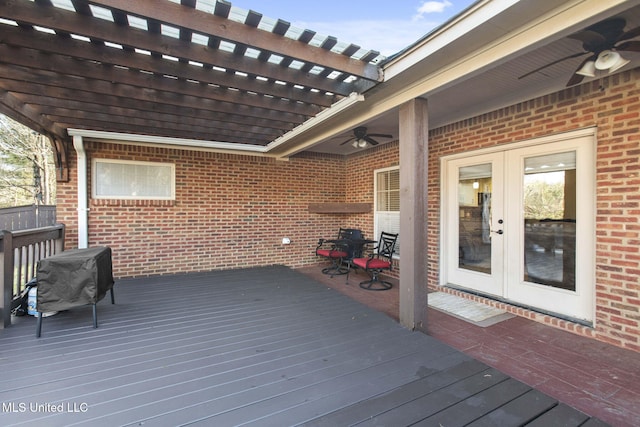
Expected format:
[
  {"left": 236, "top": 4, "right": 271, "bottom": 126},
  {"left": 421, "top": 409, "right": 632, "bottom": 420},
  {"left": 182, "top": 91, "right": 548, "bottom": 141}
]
[
  {"left": 524, "top": 177, "right": 565, "bottom": 219},
  {"left": 0, "top": 115, "right": 56, "bottom": 208}
]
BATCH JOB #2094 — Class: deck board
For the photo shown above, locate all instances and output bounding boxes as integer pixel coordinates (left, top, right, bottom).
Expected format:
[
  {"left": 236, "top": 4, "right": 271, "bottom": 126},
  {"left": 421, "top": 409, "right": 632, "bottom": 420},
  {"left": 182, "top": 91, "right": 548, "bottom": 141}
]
[
  {"left": 0, "top": 266, "right": 605, "bottom": 426},
  {"left": 350, "top": 368, "right": 511, "bottom": 426},
  {"left": 466, "top": 389, "right": 559, "bottom": 427},
  {"left": 524, "top": 403, "right": 590, "bottom": 427},
  {"left": 303, "top": 358, "right": 489, "bottom": 426},
  {"left": 411, "top": 378, "right": 533, "bottom": 426}
]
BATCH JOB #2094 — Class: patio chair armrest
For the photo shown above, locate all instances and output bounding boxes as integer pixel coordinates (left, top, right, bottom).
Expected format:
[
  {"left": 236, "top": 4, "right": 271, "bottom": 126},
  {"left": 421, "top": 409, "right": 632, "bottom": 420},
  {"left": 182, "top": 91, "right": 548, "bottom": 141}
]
[
  {"left": 316, "top": 238, "right": 326, "bottom": 249},
  {"left": 357, "top": 249, "right": 376, "bottom": 260}
]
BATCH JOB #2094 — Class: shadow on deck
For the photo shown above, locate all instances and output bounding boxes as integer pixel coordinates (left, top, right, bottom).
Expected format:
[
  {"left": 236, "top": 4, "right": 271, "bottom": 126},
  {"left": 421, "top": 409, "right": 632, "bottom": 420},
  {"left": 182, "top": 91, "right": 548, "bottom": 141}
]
[{"left": 0, "top": 266, "right": 606, "bottom": 426}]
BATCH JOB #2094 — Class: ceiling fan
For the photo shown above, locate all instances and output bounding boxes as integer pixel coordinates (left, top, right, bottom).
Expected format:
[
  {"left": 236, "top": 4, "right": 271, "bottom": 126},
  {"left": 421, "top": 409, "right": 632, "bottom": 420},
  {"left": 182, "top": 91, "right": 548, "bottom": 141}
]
[
  {"left": 519, "top": 18, "right": 640, "bottom": 86},
  {"left": 339, "top": 126, "right": 393, "bottom": 148}
]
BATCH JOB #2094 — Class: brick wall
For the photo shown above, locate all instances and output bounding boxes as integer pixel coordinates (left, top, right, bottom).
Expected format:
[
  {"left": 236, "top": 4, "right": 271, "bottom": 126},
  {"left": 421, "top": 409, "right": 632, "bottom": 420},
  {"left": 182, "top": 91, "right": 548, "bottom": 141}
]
[
  {"left": 57, "top": 139, "right": 403, "bottom": 278},
  {"left": 57, "top": 145, "right": 352, "bottom": 278}
]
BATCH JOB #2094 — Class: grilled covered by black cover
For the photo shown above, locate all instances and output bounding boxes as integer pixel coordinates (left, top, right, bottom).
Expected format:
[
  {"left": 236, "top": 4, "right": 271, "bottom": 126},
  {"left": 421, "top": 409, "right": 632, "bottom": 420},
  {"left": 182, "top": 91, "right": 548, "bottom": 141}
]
[{"left": 36, "top": 246, "right": 114, "bottom": 312}]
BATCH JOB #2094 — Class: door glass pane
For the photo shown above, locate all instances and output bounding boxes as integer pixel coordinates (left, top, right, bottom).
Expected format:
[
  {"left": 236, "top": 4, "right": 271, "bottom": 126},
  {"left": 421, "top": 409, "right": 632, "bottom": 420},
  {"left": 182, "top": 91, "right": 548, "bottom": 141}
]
[
  {"left": 458, "top": 163, "right": 492, "bottom": 274},
  {"left": 523, "top": 152, "right": 576, "bottom": 291}
]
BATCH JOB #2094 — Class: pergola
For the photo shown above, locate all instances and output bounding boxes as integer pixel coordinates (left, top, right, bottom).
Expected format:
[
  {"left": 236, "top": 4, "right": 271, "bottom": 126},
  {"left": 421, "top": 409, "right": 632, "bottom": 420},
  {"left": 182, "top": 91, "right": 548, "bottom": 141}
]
[{"left": 0, "top": 0, "right": 385, "bottom": 180}]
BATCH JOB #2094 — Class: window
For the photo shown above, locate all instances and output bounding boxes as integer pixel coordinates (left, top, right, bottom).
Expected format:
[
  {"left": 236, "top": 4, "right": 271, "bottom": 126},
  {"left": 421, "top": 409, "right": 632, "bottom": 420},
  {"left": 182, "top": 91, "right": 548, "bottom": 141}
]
[
  {"left": 374, "top": 166, "right": 400, "bottom": 255},
  {"left": 92, "top": 159, "right": 175, "bottom": 200}
]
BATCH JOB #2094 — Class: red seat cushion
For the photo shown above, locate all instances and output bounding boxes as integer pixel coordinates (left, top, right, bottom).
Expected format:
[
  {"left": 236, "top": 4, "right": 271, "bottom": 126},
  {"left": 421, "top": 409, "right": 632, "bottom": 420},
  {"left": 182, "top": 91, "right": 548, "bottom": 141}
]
[
  {"left": 352, "top": 258, "right": 391, "bottom": 269},
  {"left": 316, "top": 249, "right": 347, "bottom": 258}
]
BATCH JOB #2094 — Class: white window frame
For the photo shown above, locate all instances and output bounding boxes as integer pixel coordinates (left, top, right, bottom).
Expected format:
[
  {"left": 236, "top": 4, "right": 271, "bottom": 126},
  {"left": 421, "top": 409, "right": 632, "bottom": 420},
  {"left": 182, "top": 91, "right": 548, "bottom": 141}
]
[
  {"left": 374, "top": 166, "right": 400, "bottom": 256},
  {"left": 92, "top": 158, "right": 175, "bottom": 200}
]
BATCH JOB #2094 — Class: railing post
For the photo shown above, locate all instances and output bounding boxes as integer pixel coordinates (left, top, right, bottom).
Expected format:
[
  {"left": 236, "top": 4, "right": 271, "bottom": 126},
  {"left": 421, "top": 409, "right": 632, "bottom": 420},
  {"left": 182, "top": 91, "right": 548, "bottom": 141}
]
[
  {"left": 1, "top": 230, "right": 15, "bottom": 328},
  {"left": 0, "top": 224, "right": 65, "bottom": 328},
  {"left": 56, "top": 223, "right": 66, "bottom": 254}
]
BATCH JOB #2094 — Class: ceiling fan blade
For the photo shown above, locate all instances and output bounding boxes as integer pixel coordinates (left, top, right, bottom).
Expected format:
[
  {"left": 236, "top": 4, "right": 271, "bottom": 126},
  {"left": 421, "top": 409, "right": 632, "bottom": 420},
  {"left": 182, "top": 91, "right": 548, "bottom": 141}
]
[
  {"left": 518, "top": 52, "right": 589, "bottom": 80},
  {"left": 339, "top": 138, "right": 354, "bottom": 146},
  {"left": 617, "top": 25, "right": 640, "bottom": 42},
  {"left": 616, "top": 40, "right": 640, "bottom": 52},
  {"left": 566, "top": 73, "right": 586, "bottom": 87},
  {"left": 367, "top": 133, "right": 393, "bottom": 139},
  {"left": 571, "top": 18, "right": 625, "bottom": 47},
  {"left": 568, "top": 30, "right": 607, "bottom": 46},
  {"left": 364, "top": 136, "right": 379, "bottom": 146},
  {"left": 565, "top": 55, "right": 595, "bottom": 87}
]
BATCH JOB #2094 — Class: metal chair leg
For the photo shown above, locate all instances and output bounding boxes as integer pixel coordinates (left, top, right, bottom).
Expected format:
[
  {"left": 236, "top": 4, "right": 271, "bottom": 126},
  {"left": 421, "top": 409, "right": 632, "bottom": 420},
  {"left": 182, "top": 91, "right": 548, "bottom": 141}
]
[
  {"left": 321, "top": 257, "right": 348, "bottom": 277},
  {"left": 36, "top": 312, "right": 43, "bottom": 338},
  {"left": 93, "top": 304, "right": 98, "bottom": 329},
  {"left": 346, "top": 261, "right": 351, "bottom": 284},
  {"left": 358, "top": 270, "right": 393, "bottom": 291}
]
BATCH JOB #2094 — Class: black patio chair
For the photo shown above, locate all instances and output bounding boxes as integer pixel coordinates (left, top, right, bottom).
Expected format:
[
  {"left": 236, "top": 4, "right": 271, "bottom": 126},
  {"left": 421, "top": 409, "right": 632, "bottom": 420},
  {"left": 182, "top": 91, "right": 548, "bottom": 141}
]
[
  {"left": 348, "top": 231, "right": 398, "bottom": 290},
  {"left": 315, "top": 228, "right": 362, "bottom": 277}
]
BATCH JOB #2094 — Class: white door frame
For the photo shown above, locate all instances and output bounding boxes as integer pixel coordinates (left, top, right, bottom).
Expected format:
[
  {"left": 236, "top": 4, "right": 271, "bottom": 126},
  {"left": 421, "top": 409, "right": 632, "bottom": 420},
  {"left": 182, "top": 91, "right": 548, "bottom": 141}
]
[
  {"left": 443, "top": 152, "right": 504, "bottom": 297},
  {"left": 440, "top": 128, "right": 596, "bottom": 323}
]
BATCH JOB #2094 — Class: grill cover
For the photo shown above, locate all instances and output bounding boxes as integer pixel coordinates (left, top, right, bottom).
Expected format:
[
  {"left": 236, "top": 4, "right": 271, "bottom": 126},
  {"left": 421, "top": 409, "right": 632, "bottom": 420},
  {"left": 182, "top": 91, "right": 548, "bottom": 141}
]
[{"left": 36, "top": 246, "right": 114, "bottom": 312}]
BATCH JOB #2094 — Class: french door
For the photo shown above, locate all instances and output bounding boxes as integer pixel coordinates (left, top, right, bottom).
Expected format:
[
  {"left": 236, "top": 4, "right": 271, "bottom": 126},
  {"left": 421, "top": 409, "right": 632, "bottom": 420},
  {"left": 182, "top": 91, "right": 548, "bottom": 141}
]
[{"left": 443, "top": 131, "right": 595, "bottom": 322}]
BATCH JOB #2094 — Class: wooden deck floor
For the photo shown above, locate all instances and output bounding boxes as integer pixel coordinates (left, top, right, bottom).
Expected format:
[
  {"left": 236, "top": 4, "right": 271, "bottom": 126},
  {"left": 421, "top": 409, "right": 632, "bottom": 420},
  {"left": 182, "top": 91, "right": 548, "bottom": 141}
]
[{"left": 0, "top": 266, "right": 606, "bottom": 426}]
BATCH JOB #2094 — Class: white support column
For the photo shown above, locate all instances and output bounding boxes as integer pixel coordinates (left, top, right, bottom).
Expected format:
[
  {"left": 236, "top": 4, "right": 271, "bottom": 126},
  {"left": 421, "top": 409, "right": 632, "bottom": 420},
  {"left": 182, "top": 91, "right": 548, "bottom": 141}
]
[
  {"left": 73, "top": 135, "right": 89, "bottom": 249},
  {"left": 398, "top": 98, "right": 429, "bottom": 331}
]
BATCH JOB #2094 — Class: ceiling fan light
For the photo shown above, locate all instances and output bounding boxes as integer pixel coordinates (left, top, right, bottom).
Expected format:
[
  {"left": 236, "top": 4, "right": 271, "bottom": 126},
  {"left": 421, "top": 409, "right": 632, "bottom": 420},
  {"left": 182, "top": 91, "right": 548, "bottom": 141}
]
[
  {"left": 351, "top": 140, "right": 358, "bottom": 148},
  {"left": 595, "top": 50, "right": 628, "bottom": 72},
  {"left": 608, "top": 55, "right": 630, "bottom": 73},
  {"left": 357, "top": 138, "right": 367, "bottom": 148},
  {"left": 576, "top": 60, "right": 596, "bottom": 77}
]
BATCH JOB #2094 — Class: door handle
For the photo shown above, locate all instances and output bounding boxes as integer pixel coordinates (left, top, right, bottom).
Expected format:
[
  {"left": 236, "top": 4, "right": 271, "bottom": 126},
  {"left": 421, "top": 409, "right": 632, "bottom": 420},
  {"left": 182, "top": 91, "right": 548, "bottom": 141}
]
[{"left": 492, "top": 219, "right": 504, "bottom": 234}]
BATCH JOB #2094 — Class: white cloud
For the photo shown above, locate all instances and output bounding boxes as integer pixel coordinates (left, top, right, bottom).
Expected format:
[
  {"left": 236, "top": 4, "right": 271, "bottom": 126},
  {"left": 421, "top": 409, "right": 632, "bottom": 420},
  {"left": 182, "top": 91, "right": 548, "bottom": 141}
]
[
  {"left": 414, "top": 1, "right": 453, "bottom": 19},
  {"left": 293, "top": 19, "right": 442, "bottom": 56}
]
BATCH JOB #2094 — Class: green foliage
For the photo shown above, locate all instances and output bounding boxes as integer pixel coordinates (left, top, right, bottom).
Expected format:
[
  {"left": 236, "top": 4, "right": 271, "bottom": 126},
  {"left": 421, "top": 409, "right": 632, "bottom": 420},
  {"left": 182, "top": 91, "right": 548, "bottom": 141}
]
[
  {"left": 0, "top": 115, "right": 56, "bottom": 208},
  {"left": 524, "top": 178, "right": 565, "bottom": 219}
]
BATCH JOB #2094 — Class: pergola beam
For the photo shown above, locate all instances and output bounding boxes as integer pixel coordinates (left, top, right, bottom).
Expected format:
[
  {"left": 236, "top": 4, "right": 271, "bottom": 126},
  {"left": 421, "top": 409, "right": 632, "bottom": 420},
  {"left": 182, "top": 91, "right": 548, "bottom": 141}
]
[
  {"left": 89, "top": 0, "right": 382, "bottom": 82},
  {"left": 0, "top": 46, "right": 319, "bottom": 116},
  {"left": 0, "top": 27, "right": 337, "bottom": 107},
  {"left": 1, "top": 1, "right": 362, "bottom": 95}
]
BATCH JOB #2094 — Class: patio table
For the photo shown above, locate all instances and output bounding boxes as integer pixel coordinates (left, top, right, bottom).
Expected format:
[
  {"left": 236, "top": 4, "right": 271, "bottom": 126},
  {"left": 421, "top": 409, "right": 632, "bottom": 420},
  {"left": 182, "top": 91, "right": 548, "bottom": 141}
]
[{"left": 323, "top": 238, "right": 377, "bottom": 275}]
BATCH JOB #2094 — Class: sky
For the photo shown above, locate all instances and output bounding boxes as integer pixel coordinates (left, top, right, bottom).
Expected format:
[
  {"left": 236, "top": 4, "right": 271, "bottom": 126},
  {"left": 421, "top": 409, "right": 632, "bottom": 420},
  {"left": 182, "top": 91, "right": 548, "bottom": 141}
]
[{"left": 226, "top": 0, "right": 478, "bottom": 56}]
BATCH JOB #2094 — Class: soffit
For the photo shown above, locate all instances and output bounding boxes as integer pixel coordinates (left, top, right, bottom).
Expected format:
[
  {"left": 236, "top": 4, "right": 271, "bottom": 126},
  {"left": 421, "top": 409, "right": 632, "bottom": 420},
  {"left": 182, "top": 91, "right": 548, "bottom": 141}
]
[{"left": 303, "top": 0, "right": 640, "bottom": 156}]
